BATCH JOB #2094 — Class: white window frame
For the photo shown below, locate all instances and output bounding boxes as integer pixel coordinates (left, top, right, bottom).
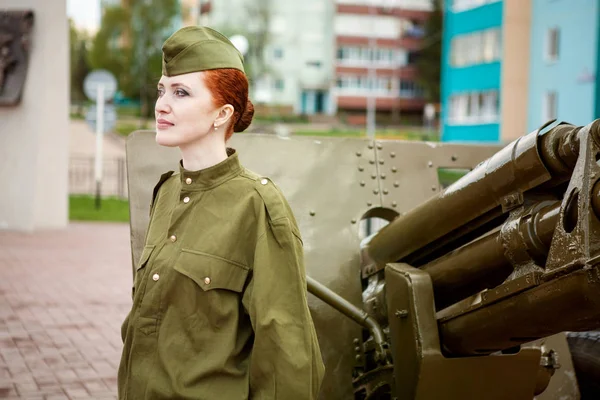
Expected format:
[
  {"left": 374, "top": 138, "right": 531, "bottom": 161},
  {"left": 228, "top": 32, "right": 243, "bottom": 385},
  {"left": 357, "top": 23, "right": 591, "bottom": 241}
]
[
  {"left": 448, "top": 90, "right": 500, "bottom": 125},
  {"left": 542, "top": 91, "right": 558, "bottom": 122},
  {"left": 452, "top": 0, "right": 501, "bottom": 13}
]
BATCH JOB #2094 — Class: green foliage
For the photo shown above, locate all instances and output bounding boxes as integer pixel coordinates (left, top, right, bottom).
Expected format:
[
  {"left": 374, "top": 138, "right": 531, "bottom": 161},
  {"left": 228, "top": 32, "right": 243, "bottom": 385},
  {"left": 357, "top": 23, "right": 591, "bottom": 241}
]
[
  {"left": 69, "top": 195, "right": 130, "bottom": 222},
  {"left": 69, "top": 19, "right": 91, "bottom": 105},
  {"left": 416, "top": 0, "right": 443, "bottom": 103},
  {"left": 88, "top": 0, "right": 180, "bottom": 117}
]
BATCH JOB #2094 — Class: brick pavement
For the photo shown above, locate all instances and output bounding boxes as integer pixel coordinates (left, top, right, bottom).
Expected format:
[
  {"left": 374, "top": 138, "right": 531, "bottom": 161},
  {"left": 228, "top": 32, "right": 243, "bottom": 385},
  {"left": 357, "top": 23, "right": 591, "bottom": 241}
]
[{"left": 0, "top": 223, "right": 132, "bottom": 399}]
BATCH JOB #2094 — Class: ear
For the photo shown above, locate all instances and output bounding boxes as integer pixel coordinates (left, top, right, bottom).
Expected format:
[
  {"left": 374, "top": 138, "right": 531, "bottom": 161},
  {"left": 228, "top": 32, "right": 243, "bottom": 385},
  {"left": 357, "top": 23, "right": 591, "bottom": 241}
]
[{"left": 214, "top": 104, "right": 235, "bottom": 128}]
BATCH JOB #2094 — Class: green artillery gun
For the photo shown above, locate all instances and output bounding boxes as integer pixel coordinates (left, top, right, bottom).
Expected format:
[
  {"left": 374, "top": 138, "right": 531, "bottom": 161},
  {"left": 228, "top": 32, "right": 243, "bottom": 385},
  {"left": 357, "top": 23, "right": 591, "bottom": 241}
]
[{"left": 126, "top": 119, "right": 600, "bottom": 399}]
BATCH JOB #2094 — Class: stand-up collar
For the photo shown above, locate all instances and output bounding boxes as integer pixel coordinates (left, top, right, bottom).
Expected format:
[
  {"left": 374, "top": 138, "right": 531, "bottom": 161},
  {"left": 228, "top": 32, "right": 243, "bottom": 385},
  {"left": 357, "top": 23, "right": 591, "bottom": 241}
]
[{"left": 179, "top": 148, "right": 242, "bottom": 190}]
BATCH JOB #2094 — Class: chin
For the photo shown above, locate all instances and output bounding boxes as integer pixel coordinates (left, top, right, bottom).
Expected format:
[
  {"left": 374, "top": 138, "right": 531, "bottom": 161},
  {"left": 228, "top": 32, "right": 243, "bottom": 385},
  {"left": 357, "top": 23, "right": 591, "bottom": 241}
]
[{"left": 155, "top": 131, "right": 182, "bottom": 147}]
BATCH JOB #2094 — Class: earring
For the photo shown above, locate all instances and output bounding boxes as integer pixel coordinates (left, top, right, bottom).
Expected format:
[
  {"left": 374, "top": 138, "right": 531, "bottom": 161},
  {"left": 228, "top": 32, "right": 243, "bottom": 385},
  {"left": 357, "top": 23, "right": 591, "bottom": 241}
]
[{"left": 214, "top": 124, "right": 218, "bottom": 131}]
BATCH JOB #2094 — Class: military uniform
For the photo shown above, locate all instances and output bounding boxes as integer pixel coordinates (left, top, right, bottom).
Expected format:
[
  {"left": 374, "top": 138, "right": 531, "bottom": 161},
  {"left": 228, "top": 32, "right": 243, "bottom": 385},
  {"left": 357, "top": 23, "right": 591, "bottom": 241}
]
[{"left": 118, "top": 149, "right": 325, "bottom": 399}]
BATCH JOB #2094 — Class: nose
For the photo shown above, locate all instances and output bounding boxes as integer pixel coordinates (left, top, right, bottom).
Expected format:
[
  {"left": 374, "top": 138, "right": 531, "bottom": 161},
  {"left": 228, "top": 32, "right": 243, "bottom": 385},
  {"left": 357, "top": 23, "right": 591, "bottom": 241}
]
[{"left": 155, "top": 93, "right": 171, "bottom": 116}]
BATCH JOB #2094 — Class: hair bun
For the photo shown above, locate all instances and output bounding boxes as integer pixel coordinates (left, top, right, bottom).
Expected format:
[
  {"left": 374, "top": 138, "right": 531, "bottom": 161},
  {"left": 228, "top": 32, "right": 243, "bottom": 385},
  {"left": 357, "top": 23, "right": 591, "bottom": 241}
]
[{"left": 234, "top": 99, "right": 254, "bottom": 132}]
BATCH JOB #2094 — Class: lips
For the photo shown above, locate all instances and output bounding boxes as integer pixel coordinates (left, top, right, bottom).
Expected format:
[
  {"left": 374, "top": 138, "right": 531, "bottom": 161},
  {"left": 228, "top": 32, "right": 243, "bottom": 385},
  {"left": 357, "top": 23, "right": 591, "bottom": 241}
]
[{"left": 156, "top": 118, "right": 174, "bottom": 130}]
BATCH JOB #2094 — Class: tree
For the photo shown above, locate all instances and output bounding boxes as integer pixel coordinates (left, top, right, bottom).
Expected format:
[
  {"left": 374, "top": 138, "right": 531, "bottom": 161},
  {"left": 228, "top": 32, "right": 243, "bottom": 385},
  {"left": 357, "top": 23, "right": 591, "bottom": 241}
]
[
  {"left": 69, "top": 19, "right": 91, "bottom": 110},
  {"left": 88, "top": 0, "right": 179, "bottom": 119},
  {"left": 416, "top": 0, "right": 443, "bottom": 103}
]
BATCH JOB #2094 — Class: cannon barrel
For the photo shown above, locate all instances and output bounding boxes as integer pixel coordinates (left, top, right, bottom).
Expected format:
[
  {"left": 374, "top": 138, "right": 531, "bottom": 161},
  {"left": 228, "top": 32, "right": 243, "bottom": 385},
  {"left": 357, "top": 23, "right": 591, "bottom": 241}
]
[{"left": 366, "top": 122, "right": 588, "bottom": 268}]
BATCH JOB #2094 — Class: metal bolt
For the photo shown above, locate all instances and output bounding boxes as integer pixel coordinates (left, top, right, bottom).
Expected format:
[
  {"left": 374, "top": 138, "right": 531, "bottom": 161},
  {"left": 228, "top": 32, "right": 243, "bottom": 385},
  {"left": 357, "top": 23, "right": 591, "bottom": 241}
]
[
  {"left": 371, "top": 173, "right": 377, "bottom": 180},
  {"left": 379, "top": 160, "right": 384, "bottom": 165},
  {"left": 395, "top": 309, "right": 409, "bottom": 318},
  {"left": 369, "top": 159, "right": 375, "bottom": 165},
  {"left": 355, "top": 355, "right": 362, "bottom": 361},
  {"left": 356, "top": 151, "right": 362, "bottom": 157},
  {"left": 355, "top": 346, "right": 361, "bottom": 352},
  {"left": 360, "top": 181, "right": 366, "bottom": 187},
  {"left": 428, "top": 161, "right": 433, "bottom": 168},
  {"left": 452, "top": 155, "right": 458, "bottom": 162},
  {"left": 358, "top": 166, "right": 364, "bottom": 172},
  {"left": 309, "top": 210, "right": 316, "bottom": 216},
  {"left": 383, "top": 189, "right": 389, "bottom": 195},
  {"left": 377, "top": 143, "right": 383, "bottom": 150},
  {"left": 367, "top": 201, "right": 372, "bottom": 207},
  {"left": 353, "top": 338, "right": 360, "bottom": 345},
  {"left": 394, "top": 181, "right": 399, "bottom": 188},
  {"left": 351, "top": 219, "right": 357, "bottom": 224},
  {"left": 392, "top": 201, "right": 397, "bottom": 207},
  {"left": 390, "top": 152, "right": 396, "bottom": 158},
  {"left": 380, "top": 173, "right": 386, "bottom": 179},
  {"left": 373, "top": 189, "right": 379, "bottom": 195},
  {"left": 368, "top": 143, "right": 374, "bottom": 149},
  {"left": 392, "top": 166, "right": 398, "bottom": 173},
  {"left": 432, "top": 186, "right": 437, "bottom": 191}
]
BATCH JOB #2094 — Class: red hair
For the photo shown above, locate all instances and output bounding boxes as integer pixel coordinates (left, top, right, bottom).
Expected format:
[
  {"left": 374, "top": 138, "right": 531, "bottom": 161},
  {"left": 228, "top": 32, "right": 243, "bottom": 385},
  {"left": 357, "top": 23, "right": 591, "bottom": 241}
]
[{"left": 203, "top": 68, "right": 254, "bottom": 141}]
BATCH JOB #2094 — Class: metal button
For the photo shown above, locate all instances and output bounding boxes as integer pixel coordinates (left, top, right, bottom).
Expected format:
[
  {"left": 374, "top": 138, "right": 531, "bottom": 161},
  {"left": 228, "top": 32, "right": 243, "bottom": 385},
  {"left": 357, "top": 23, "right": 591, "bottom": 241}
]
[
  {"left": 183, "top": 197, "right": 190, "bottom": 203},
  {"left": 260, "top": 178, "right": 268, "bottom": 185},
  {"left": 170, "top": 235, "right": 177, "bottom": 242},
  {"left": 204, "top": 277, "right": 211, "bottom": 285},
  {"left": 185, "top": 177, "right": 192, "bottom": 184},
  {"left": 152, "top": 273, "right": 159, "bottom": 281}
]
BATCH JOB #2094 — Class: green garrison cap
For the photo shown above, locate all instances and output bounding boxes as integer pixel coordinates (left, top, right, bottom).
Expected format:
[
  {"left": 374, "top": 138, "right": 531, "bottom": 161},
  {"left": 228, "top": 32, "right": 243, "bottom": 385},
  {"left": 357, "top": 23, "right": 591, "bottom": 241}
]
[{"left": 161, "top": 26, "right": 245, "bottom": 76}]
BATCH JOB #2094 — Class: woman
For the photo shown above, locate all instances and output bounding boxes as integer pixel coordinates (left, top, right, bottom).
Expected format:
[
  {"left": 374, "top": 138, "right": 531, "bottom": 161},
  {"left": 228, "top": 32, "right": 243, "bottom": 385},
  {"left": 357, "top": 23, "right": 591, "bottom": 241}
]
[{"left": 118, "top": 26, "right": 325, "bottom": 399}]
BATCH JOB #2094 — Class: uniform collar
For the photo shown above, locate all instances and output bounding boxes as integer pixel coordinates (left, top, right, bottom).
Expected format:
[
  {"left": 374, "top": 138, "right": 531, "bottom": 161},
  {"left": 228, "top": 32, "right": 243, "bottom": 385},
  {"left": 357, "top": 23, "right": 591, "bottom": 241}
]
[{"left": 179, "top": 148, "right": 242, "bottom": 190}]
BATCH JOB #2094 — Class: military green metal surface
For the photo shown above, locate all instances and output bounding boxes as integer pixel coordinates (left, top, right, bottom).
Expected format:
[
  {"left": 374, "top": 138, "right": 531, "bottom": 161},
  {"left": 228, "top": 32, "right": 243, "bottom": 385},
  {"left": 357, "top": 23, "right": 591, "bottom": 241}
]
[{"left": 126, "top": 131, "right": 499, "bottom": 399}]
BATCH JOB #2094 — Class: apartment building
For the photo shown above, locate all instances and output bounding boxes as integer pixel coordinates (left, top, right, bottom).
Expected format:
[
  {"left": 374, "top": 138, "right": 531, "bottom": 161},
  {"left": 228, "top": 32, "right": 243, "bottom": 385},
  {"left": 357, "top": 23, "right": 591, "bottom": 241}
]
[
  {"left": 333, "top": 0, "right": 433, "bottom": 125},
  {"left": 527, "top": 0, "right": 600, "bottom": 132}
]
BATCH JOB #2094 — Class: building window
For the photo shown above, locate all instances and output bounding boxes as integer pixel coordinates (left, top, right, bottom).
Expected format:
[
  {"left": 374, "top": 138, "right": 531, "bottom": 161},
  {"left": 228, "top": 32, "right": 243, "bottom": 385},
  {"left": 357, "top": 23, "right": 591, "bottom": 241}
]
[
  {"left": 448, "top": 90, "right": 500, "bottom": 125},
  {"left": 336, "top": 46, "right": 398, "bottom": 67},
  {"left": 400, "top": 81, "right": 425, "bottom": 98},
  {"left": 274, "top": 79, "right": 285, "bottom": 91},
  {"left": 543, "top": 91, "right": 558, "bottom": 121},
  {"left": 336, "top": 75, "right": 396, "bottom": 96},
  {"left": 450, "top": 28, "right": 501, "bottom": 67},
  {"left": 452, "top": 0, "right": 500, "bottom": 13},
  {"left": 546, "top": 28, "right": 559, "bottom": 62},
  {"left": 274, "top": 48, "right": 284, "bottom": 59}
]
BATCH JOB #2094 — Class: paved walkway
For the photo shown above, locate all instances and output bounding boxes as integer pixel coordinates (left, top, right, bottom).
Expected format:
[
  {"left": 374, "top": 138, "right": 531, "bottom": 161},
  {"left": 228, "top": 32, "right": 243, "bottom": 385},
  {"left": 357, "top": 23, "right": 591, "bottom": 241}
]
[{"left": 0, "top": 223, "right": 132, "bottom": 399}]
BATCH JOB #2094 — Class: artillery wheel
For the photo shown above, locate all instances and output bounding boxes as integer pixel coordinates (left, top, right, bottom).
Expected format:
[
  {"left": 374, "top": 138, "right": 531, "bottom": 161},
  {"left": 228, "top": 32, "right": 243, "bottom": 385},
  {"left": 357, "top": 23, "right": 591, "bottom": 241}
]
[{"left": 567, "top": 331, "right": 600, "bottom": 399}]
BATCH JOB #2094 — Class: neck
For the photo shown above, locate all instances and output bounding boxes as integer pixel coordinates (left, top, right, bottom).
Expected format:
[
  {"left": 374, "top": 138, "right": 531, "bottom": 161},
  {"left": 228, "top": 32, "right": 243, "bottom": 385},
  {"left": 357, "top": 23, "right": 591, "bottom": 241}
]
[{"left": 179, "top": 133, "right": 228, "bottom": 171}]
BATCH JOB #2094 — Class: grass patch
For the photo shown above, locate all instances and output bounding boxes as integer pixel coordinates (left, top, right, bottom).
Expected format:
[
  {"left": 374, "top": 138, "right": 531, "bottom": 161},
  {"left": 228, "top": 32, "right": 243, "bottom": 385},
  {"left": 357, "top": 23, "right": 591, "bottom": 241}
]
[{"left": 69, "top": 195, "right": 130, "bottom": 223}]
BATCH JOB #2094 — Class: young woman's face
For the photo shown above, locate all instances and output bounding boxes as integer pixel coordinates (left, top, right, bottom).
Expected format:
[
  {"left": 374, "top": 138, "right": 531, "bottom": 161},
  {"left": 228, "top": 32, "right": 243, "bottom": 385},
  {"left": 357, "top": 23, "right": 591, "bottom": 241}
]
[{"left": 154, "top": 71, "right": 218, "bottom": 147}]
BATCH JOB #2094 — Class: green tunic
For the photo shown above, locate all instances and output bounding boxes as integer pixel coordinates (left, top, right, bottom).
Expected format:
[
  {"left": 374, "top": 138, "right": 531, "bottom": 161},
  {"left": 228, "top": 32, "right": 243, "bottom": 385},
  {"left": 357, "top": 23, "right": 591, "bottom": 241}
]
[{"left": 118, "top": 149, "right": 325, "bottom": 399}]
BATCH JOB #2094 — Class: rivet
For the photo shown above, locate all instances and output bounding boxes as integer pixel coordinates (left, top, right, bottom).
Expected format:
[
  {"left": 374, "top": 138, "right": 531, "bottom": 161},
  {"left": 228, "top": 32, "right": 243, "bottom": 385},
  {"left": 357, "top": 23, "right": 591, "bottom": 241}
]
[
  {"left": 390, "top": 152, "right": 396, "bottom": 158},
  {"left": 360, "top": 181, "right": 366, "bottom": 187},
  {"left": 358, "top": 166, "right": 364, "bottom": 172},
  {"left": 379, "top": 160, "right": 384, "bottom": 165},
  {"left": 428, "top": 161, "right": 433, "bottom": 168},
  {"left": 368, "top": 143, "right": 374, "bottom": 149},
  {"left": 355, "top": 355, "right": 362, "bottom": 361},
  {"left": 377, "top": 143, "right": 383, "bottom": 150},
  {"left": 354, "top": 346, "right": 361, "bottom": 352},
  {"left": 392, "top": 166, "right": 398, "bottom": 173},
  {"left": 373, "top": 189, "right": 379, "bottom": 195},
  {"left": 356, "top": 151, "right": 362, "bottom": 157},
  {"left": 380, "top": 173, "right": 386, "bottom": 179},
  {"left": 383, "top": 189, "right": 389, "bottom": 195},
  {"left": 432, "top": 186, "right": 437, "bottom": 191},
  {"left": 392, "top": 201, "right": 397, "bottom": 207},
  {"left": 394, "top": 181, "right": 399, "bottom": 188},
  {"left": 309, "top": 210, "right": 316, "bottom": 216},
  {"left": 369, "top": 159, "right": 375, "bottom": 165},
  {"left": 367, "top": 201, "right": 372, "bottom": 207},
  {"left": 351, "top": 219, "right": 357, "bottom": 224},
  {"left": 452, "top": 155, "right": 458, "bottom": 162},
  {"left": 353, "top": 338, "right": 360, "bottom": 345},
  {"left": 371, "top": 173, "right": 377, "bottom": 180}
]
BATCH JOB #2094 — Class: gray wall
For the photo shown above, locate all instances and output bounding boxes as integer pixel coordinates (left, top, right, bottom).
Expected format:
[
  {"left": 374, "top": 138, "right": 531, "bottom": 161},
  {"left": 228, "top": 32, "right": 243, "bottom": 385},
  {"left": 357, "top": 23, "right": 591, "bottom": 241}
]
[{"left": 0, "top": 0, "right": 69, "bottom": 231}]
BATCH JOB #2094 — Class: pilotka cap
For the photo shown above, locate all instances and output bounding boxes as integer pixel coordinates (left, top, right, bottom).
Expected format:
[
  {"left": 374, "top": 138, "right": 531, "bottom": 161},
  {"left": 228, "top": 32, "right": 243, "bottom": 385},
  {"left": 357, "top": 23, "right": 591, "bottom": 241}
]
[{"left": 161, "top": 26, "right": 245, "bottom": 76}]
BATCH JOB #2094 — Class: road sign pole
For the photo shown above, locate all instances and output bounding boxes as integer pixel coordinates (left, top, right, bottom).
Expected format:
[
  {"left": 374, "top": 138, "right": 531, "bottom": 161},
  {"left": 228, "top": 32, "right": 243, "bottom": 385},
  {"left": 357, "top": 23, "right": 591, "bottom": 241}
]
[{"left": 95, "top": 84, "right": 104, "bottom": 210}]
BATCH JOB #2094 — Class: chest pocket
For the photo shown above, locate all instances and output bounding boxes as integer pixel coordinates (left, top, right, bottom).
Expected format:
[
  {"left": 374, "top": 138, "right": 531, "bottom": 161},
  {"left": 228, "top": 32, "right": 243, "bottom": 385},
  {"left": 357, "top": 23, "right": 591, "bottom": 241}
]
[
  {"left": 133, "top": 244, "right": 156, "bottom": 298},
  {"left": 173, "top": 249, "right": 249, "bottom": 329}
]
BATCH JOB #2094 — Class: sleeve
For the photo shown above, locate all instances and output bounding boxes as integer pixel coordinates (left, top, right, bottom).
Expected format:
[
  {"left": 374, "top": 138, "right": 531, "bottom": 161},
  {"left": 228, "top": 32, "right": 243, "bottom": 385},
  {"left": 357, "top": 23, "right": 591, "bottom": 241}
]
[{"left": 242, "top": 217, "right": 325, "bottom": 400}]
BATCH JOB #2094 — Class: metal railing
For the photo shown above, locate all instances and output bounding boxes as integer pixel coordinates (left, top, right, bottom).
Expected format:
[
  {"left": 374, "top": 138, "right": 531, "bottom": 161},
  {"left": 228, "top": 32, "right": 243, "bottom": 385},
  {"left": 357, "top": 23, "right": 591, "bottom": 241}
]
[{"left": 69, "top": 156, "right": 128, "bottom": 199}]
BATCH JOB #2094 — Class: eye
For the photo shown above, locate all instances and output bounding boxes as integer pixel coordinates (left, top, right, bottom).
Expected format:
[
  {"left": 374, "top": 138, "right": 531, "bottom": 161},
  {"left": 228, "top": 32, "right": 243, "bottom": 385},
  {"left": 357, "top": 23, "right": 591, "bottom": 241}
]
[
  {"left": 157, "top": 87, "right": 165, "bottom": 97},
  {"left": 175, "top": 88, "right": 189, "bottom": 97}
]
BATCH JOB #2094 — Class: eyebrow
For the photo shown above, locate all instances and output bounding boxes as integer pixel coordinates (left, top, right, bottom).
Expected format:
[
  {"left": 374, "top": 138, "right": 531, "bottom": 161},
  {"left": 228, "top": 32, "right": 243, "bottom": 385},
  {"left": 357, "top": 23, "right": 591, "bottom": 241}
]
[{"left": 157, "top": 82, "right": 191, "bottom": 90}]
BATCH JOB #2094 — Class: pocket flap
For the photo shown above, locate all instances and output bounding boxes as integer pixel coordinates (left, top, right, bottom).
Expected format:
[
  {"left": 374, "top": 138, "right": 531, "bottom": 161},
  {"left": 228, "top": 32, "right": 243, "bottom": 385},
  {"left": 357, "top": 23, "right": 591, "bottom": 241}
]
[
  {"left": 175, "top": 249, "right": 249, "bottom": 292},
  {"left": 136, "top": 245, "right": 156, "bottom": 271}
]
